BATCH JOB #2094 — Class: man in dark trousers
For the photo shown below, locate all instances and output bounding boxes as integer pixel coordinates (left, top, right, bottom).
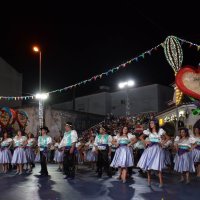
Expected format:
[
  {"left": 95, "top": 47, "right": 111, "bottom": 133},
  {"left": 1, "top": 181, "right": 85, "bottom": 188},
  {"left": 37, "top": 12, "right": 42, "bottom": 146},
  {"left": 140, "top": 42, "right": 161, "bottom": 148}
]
[
  {"left": 59, "top": 122, "right": 78, "bottom": 179},
  {"left": 94, "top": 125, "right": 112, "bottom": 178},
  {"left": 38, "top": 126, "right": 52, "bottom": 176}
]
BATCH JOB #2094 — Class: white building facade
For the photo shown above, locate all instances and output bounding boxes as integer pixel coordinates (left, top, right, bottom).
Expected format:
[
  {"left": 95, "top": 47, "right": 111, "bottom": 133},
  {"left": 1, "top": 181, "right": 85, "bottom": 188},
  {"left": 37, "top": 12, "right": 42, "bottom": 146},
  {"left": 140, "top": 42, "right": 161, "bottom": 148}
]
[
  {"left": 53, "top": 84, "right": 174, "bottom": 116},
  {"left": 0, "top": 57, "right": 22, "bottom": 107}
]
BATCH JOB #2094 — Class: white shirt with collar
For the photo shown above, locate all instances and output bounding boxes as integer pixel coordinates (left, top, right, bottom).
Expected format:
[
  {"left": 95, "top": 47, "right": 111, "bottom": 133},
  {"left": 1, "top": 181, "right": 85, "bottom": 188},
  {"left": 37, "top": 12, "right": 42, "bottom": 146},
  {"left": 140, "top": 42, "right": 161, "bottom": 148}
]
[
  {"left": 38, "top": 135, "right": 52, "bottom": 151},
  {"left": 59, "top": 130, "right": 78, "bottom": 148}
]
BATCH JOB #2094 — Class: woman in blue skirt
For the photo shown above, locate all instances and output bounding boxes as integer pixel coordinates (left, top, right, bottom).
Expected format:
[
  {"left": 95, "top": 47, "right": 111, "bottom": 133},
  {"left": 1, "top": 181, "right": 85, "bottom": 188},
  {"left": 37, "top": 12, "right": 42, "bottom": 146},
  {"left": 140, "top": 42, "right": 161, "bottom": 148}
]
[
  {"left": 110, "top": 126, "right": 137, "bottom": 183},
  {"left": 137, "top": 119, "right": 166, "bottom": 187},
  {"left": 12, "top": 130, "right": 27, "bottom": 175},
  {"left": 25, "top": 133, "right": 36, "bottom": 173},
  {"left": 174, "top": 128, "right": 195, "bottom": 184},
  {"left": 191, "top": 127, "right": 200, "bottom": 177},
  {"left": 0, "top": 131, "right": 13, "bottom": 173}
]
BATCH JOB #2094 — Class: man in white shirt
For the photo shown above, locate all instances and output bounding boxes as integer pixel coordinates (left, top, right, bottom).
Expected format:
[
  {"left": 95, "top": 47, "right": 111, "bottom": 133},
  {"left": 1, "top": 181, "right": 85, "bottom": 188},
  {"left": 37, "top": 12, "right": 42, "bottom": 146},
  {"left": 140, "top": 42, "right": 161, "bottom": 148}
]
[
  {"left": 59, "top": 122, "right": 78, "bottom": 179},
  {"left": 94, "top": 125, "right": 112, "bottom": 178},
  {"left": 38, "top": 126, "right": 52, "bottom": 176}
]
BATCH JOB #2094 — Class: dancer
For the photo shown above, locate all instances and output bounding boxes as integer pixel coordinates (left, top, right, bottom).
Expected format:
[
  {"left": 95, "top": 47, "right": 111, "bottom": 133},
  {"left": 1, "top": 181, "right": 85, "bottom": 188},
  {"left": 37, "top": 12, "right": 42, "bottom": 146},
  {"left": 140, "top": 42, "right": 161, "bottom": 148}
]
[
  {"left": 110, "top": 132, "right": 118, "bottom": 175},
  {"left": 174, "top": 128, "right": 195, "bottom": 184},
  {"left": 94, "top": 125, "right": 112, "bottom": 178},
  {"left": 34, "top": 145, "right": 41, "bottom": 163},
  {"left": 25, "top": 132, "right": 36, "bottom": 173},
  {"left": 161, "top": 133, "right": 173, "bottom": 170},
  {"left": 137, "top": 119, "right": 166, "bottom": 187},
  {"left": 76, "top": 138, "right": 85, "bottom": 165},
  {"left": 59, "top": 122, "right": 78, "bottom": 179},
  {"left": 110, "top": 126, "right": 137, "bottom": 183},
  {"left": 85, "top": 135, "right": 96, "bottom": 169},
  {"left": 191, "top": 127, "right": 200, "bottom": 177},
  {"left": 54, "top": 138, "right": 63, "bottom": 172},
  {"left": 133, "top": 134, "right": 145, "bottom": 174},
  {"left": 0, "top": 131, "right": 13, "bottom": 173},
  {"left": 12, "top": 130, "right": 27, "bottom": 175},
  {"left": 38, "top": 126, "right": 52, "bottom": 176}
]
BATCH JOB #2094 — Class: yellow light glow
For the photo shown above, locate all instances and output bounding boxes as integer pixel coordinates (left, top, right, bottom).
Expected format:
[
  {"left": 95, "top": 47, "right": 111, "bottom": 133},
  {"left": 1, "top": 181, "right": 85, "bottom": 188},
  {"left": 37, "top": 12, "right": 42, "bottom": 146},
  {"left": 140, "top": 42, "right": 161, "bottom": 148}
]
[
  {"left": 159, "top": 118, "right": 164, "bottom": 126},
  {"left": 33, "top": 46, "right": 40, "bottom": 52}
]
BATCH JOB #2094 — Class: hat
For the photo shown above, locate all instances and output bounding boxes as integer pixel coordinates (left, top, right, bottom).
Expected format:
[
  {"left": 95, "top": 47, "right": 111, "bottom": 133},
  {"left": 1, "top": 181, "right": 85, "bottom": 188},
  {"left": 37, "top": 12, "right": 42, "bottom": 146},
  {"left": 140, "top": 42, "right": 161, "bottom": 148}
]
[
  {"left": 65, "top": 122, "right": 73, "bottom": 127},
  {"left": 40, "top": 126, "right": 50, "bottom": 133}
]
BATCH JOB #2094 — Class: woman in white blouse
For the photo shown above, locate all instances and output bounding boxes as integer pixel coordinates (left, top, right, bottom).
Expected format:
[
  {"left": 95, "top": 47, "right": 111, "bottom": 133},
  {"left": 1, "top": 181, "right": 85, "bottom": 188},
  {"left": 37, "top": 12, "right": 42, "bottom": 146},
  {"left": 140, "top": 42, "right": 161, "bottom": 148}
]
[
  {"left": 174, "top": 128, "right": 195, "bottom": 184},
  {"left": 11, "top": 130, "right": 27, "bottom": 175},
  {"left": 25, "top": 132, "right": 36, "bottom": 173},
  {"left": 0, "top": 131, "right": 13, "bottom": 173},
  {"left": 137, "top": 119, "right": 166, "bottom": 188},
  {"left": 110, "top": 126, "right": 137, "bottom": 183},
  {"left": 191, "top": 127, "right": 200, "bottom": 177}
]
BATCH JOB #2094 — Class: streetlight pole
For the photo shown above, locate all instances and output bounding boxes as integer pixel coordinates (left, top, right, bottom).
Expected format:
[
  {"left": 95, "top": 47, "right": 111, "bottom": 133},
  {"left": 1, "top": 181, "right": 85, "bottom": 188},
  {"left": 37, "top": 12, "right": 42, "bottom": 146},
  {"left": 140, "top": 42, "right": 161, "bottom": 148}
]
[
  {"left": 33, "top": 46, "right": 48, "bottom": 129},
  {"left": 38, "top": 51, "right": 43, "bottom": 128},
  {"left": 118, "top": 80, "right": 135, "bottom": 117},
  {"left": 39, "top": 51, "right": 42, "bottom": 93}
]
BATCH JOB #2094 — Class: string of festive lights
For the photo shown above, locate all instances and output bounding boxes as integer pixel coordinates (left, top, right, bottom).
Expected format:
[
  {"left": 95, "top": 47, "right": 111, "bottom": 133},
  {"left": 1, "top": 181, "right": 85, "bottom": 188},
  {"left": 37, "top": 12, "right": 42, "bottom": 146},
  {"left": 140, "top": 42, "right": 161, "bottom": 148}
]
[
  {"left": 177, "top": 37, "right": 200, "bottom": 50},
  {"left": 0, "top": 36, "right": 200, "bottom": 101},
  {"left": 0, "top": 95, "right": 34, "bottom": 101},
  {"left": 48, "top": 43, "right": 162, "bottom": 95}
]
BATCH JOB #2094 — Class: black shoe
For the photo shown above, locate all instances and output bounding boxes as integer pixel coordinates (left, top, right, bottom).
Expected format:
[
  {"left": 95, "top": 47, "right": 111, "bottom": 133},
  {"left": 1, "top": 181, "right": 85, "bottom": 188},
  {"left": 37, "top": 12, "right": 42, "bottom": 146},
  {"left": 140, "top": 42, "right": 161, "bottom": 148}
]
[
  {"left": 40, "top": 173, "right": 48, "bottom": 177},
  {"left": 68, "top": 176, "right": 74, "bottom": 180}
]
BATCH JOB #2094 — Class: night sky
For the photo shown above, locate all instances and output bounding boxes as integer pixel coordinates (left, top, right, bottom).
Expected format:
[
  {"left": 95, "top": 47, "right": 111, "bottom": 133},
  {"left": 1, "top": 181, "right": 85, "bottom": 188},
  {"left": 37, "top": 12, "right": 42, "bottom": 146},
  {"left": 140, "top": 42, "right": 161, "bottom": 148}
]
[{"left": 0, "top": 2, "right": 200, "bottom": 105}]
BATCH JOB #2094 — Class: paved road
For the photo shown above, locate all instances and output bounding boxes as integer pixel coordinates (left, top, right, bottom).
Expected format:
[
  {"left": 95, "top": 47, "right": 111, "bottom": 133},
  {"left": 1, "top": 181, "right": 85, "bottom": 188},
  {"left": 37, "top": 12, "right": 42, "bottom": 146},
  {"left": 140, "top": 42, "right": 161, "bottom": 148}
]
[{"left": 0, "top": 164, "right": 199, "bottom": 200}]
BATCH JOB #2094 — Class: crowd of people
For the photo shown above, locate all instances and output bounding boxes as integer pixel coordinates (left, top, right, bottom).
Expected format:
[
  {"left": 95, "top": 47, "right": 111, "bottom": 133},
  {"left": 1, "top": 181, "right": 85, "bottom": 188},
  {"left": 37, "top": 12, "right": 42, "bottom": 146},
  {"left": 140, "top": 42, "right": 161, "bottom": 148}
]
[{"left": 0, "top": 115, "right": 200, "bottom": 188}]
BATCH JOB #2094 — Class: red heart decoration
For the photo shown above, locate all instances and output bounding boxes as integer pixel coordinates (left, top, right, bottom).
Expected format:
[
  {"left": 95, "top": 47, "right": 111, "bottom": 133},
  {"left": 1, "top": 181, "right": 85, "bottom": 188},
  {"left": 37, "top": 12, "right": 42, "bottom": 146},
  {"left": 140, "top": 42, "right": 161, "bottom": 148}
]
[{"left": 176, "top": 65, "right": 200, "bottom": 99}]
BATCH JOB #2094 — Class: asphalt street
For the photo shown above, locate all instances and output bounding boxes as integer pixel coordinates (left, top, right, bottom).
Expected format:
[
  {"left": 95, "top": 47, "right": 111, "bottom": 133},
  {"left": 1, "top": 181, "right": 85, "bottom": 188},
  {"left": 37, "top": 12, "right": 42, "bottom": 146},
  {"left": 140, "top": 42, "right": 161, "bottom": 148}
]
[{"left": 0, "top": 164, "right": 199, "bottom": 200}]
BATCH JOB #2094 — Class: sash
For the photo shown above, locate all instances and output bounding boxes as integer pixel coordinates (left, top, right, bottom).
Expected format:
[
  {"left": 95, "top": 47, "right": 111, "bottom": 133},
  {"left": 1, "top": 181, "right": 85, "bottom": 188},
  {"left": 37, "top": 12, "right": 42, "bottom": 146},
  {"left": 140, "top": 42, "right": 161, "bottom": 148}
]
[
  {"left": 149, "top": 138, "right": 160, "bottom": 143},
  {"left": 119, "top": 144, "right": 128, "bottom": 147},
  {"left": 195, "top": 145, "right": 200, "bottom": 150},
  {"left": 148, "top": 142, "right": 159, "bottom": 147},
  {"left": 178, "top": 148, "right": 189, "bottom": 156},
  {"left": 0, "top": 146, "right": 7, "bottom": 151}
]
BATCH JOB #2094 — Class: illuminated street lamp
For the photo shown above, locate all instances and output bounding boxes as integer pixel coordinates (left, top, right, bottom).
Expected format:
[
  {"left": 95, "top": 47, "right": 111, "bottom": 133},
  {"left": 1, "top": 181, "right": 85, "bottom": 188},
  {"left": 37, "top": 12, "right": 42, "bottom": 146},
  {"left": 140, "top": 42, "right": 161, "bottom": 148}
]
[
  {"left": 33, "top": 45, "right": 45, "bottom": 128},
  {"left": 33, "top": 46, "right": 42, "bottom": 93},
  {"left": 35, "top": 93, "right": 49, "bottom": 100},
  {"left": 118, "top": 80, "right": 135, "bottom": 116}
]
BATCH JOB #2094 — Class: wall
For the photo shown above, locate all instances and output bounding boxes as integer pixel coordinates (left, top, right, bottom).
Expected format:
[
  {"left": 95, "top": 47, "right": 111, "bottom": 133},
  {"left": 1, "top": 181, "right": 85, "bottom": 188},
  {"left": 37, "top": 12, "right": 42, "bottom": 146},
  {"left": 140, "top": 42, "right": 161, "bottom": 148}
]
[
  {"left": 0, "top": 57, "right": 22, "bottom": 107},
  {"left": 22, "top": 106, "right": 104, "bottom": 138},
  {"left": 53, "top": 92, "right": 110, "bottom": 115},
  {"left": 111, "top": 84, "right": 159, "bottom": 116}
]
